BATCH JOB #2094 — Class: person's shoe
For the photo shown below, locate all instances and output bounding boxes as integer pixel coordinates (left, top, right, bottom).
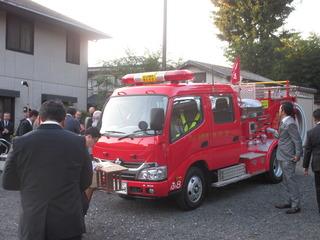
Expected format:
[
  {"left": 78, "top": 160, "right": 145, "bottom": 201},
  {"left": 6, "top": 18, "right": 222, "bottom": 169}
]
[
  {"left": 285, "top": 207, "right": 301, "bottom": 214},
  {"left": 275, "top": 203, "right": 291, "bottom": 209}
]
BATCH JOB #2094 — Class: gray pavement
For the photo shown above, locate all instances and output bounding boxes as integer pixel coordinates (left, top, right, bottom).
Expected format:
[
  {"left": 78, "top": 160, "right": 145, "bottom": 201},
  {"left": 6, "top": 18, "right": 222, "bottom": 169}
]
[{"left": 0, "top": 166, "right": 319, "bottom": 240}]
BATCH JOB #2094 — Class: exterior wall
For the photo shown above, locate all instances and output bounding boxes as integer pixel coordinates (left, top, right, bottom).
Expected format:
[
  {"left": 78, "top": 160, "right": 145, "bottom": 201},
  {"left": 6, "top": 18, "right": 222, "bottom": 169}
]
[{"left": 0, "top": 10, "right": 88, "bottom": 126}]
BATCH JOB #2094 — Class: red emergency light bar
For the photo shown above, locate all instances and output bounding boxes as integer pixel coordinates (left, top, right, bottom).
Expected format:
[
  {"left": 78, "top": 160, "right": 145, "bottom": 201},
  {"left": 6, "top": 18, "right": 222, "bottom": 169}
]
[{"left": 121, "top": 70, "right": 194, "bottom": 85}]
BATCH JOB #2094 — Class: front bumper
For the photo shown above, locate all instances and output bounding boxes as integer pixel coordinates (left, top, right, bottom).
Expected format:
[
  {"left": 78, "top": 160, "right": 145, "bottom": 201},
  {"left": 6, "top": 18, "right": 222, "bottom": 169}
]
[{"left": 119, "top": 180, "right": 169, "bottom": 198}]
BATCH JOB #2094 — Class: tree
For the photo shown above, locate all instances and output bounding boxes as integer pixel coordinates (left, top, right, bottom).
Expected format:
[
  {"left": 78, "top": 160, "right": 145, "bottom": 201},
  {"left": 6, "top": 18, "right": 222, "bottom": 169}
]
[
  {"left": 212, "top": 0, "right": 294, "bottom": 77},
  {"left": 275, "top": 33, "right": 320, "bottom": 92},
  {"left": 92, "top": 50, "right": 182, "bottom": 108}
]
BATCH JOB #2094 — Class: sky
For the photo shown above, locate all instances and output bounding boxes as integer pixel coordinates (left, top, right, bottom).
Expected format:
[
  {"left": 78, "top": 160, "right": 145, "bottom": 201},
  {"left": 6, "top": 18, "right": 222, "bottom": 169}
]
[{"left": 33, "top": 0, "right": 320, "bottom": 68}]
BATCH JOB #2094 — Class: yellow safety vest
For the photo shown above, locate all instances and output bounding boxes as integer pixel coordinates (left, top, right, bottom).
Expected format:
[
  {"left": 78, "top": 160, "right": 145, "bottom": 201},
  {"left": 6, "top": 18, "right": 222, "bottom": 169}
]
[{"left": 175, "top": 112, "right": 201, "bottom": 137}]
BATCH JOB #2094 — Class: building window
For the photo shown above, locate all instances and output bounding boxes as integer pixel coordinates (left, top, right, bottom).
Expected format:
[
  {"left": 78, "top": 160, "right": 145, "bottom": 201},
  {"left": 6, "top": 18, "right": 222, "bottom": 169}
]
[
  {"left": 210, "top": 95, "right": 235, "bottom": 124},
  {"left": 66, "top": 32, "right": 80, "bottom": 65},
  {"left": 6, "top": 14, "right": 34, "bottom": 54}
]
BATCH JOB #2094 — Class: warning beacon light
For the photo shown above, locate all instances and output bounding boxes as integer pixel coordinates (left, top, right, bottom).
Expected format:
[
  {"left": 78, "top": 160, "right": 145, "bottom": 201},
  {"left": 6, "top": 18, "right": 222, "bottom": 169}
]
[{"left": 121, "top": 70, "right": 194, "bottom": 85}]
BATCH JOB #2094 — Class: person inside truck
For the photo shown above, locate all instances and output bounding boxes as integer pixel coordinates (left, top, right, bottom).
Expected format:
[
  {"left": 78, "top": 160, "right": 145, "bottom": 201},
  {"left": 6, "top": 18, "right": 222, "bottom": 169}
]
[{"left": 171, "top": 99, "right": 201, "bottom": 140}]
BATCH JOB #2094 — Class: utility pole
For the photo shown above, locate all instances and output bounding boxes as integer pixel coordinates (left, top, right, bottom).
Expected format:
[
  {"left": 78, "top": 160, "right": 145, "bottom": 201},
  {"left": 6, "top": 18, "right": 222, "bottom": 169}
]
[{"left": 162, "top": 0, "right": 167, "bottom": 70}]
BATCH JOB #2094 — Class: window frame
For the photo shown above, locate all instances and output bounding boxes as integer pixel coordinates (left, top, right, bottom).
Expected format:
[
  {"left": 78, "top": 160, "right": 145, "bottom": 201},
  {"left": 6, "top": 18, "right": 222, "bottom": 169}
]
[
  {"left": 210, "top": 94, "right": 235, "bottom": 124},
  {"left": 170, "top": 96, "right": 203, "bottom": 143},
  {"left": 66, "top": 31, "right": 80, "bottom": 65},
  {"left": 6, "top": 14, "right": 34, "bottom": 55}
]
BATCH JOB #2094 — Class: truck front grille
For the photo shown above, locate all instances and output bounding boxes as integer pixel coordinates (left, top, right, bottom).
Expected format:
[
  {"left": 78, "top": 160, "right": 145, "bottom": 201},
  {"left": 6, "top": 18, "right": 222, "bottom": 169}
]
[{"left": 119, "top": 161, "right": 144, "bottom": 180}]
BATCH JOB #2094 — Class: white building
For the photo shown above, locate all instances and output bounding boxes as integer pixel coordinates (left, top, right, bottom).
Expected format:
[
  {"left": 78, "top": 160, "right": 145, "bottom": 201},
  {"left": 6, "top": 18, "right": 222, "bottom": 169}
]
[{"left": 0, "top": 0, "right": 109, "bottom": 126}]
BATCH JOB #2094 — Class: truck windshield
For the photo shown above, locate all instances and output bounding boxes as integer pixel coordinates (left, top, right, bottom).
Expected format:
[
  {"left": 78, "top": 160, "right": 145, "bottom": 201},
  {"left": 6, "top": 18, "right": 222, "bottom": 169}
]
[{"left": 100, "top": 95, "right": 168, "bottom": 137}]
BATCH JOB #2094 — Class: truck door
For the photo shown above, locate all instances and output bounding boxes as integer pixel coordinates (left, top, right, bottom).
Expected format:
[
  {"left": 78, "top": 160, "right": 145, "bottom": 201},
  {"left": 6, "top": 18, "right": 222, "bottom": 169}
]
[
  {"left": 168, "top": 96, "right": 211, "bottom": 180},
  {"left": 209, "top": 94, "right": 241, "bottom": 169}
]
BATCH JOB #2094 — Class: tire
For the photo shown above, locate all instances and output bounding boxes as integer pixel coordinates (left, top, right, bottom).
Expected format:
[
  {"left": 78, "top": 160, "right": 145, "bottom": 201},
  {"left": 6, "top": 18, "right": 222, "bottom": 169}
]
[
  {"left": 265, "top": 150, "right": 283, "bottom": 183},
  {"left": 176, "top": 167, "right": 207, "bottom": 210}
]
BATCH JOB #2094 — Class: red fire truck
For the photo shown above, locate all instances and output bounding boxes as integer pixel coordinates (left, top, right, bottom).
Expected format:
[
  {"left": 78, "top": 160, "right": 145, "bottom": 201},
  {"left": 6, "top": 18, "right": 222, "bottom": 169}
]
[{"left": 93, "top": 69, "right": 304, "bottom": 210}]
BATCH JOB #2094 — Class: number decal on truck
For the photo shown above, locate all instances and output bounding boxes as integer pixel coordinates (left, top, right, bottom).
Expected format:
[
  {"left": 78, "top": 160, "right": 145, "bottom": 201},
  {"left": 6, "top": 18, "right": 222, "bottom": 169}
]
[{"left": 170, "top": 180, "right": 182, "bottom": 191}]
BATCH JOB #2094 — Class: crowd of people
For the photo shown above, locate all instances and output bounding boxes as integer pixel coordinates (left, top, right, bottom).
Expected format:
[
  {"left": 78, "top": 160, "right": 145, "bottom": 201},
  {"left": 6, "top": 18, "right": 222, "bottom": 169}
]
[
  {"left": 1, "top": 100, "right": 320, "bottom": 240},
  {"left": 0, "top": 105, "right": 102, "bottom": 143}
]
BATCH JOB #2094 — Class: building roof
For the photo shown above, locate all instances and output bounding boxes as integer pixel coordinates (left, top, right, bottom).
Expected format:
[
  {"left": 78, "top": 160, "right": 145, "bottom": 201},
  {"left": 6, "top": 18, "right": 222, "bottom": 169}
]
[
  {"left": 0, "top": 0, "right": 110, "bottom": 39},
  {"left": 180, "top": 60, "right": 272, "bottom": 83}
]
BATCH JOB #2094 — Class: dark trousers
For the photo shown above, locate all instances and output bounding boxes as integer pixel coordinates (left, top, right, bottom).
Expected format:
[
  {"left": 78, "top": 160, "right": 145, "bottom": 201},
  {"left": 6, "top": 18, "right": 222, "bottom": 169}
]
[{"left": 315, "top": 171, "right": 320, "bottom": 212}]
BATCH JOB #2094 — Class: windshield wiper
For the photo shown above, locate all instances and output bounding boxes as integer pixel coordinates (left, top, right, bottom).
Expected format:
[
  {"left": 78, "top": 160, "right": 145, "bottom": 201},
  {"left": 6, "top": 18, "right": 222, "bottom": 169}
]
[
  {"left": 118, "top": 129, "right": 154, "bottom": 141},
  {"left": 103, "top": 130, "right": 126, "bottom": 136}
]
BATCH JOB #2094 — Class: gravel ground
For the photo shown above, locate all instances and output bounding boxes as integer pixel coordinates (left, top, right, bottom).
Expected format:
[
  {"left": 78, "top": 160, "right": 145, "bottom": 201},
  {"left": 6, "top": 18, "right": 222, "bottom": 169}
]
[{"left": 0, "top": 165, "right": 319, "bottom": 240}]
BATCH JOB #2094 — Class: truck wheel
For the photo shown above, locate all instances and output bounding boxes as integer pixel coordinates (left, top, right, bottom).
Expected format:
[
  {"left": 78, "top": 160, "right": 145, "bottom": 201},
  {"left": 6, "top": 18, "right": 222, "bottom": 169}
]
[
  {"left": 176, "top": 167, "right": 206, "bottom": 210},
  {"left": 265, "top": 150, "right": 282, "bottom": 183}
]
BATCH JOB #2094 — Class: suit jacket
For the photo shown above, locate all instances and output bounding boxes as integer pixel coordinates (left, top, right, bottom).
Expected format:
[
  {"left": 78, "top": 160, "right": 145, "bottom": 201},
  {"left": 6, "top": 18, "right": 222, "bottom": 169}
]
[
  {"left": 64, "top": 114, "right": 80, "bottom": 134},
  {"left": 2, "top": 124, "right": 92, "bottom": 240},
  {"left": 16, "top": 119, "right": 33, "bottom": 136},
  {"left": 303, "top": 124, "right": 320, "bottom": 171},
  {"left": 0, "top": 120, "right": 14, "bottom": 142},
  {"left": 276, "top": 116, "right": 303, "bottom": 161}
]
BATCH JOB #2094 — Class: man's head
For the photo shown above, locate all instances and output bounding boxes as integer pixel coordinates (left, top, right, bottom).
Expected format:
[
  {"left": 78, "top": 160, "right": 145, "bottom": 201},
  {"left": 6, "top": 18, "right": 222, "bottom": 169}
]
[
  {"left": 3, "top": 112, "right": 10, "bottom": 121},
  {"left": 75, "top": 111, "right": 82, "bottom": 121},
  {"left": 67, "top": 107, "right": 77, "bottom": 117},
  {"left": 39, "top": 100, "right": 66, "bottom": 123},
  {"left": 23, "top": 106, "right": 31, "bottom": 118},
  {"left": 279, "top": 102, "right": 294, "bottom": 118},
  {"left": 84, "top": 127, "right": 101, "bottom": 148},
  {"left": 29, "top": 110, "right": 39, "bottom": 123},
  {"left": 88, "top": 106, "right": 96, "bottom": 116},
  {"left": 313, "top": 109, "right": 320, "bottom": 123}
]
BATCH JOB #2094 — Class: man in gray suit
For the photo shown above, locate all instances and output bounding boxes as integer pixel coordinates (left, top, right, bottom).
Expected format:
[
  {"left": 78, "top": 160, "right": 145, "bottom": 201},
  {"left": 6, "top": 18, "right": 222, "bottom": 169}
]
[
  {"left": 303, "top": 108, "right": 320, "bottom": 214},
  {"left": 268, "top": 102, "right": 303, "bottom": 214}
]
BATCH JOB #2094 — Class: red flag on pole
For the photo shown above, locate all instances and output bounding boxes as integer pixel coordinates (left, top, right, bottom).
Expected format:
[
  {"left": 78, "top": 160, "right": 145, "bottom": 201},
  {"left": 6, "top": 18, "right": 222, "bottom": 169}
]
[{"left": 231, "top": 57, "right": 240, "bottom": 85}]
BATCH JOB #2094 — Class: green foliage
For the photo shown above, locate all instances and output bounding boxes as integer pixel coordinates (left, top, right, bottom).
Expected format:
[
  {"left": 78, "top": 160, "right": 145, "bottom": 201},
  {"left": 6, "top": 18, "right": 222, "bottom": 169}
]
[
  {"left": 212, "top": 0, "right": 294, "bottom": 77},
  {"left": 93, "top": 49, "right": 183, "bottom": 108},
  {"left": 275, "top": 33, "right": 320, "bottom": 91}
]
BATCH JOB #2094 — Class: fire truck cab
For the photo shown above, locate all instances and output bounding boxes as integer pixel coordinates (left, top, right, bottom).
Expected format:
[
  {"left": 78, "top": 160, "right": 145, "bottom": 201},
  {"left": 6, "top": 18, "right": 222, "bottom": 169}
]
[{"left": 93, "top": 70, "right": 292, "bottom": 210}]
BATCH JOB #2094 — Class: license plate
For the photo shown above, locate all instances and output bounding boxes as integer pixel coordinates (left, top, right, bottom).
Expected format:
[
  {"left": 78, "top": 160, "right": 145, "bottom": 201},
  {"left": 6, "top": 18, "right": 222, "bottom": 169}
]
[{"left": 116, "top": 182, "right": 128, "bottom": 195}]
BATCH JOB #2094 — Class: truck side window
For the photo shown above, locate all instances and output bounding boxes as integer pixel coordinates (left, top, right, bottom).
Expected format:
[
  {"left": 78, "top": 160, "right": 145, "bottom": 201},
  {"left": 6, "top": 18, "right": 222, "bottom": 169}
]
[
  {"left": 210, "top": 95, "right": 234, "bottom": 123},
  {"left": 170, "top": 97, "right": 202, "bottom": 142}
]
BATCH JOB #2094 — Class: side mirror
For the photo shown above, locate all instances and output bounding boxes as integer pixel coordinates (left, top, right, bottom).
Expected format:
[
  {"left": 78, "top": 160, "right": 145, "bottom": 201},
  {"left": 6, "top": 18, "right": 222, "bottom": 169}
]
[{"left": 150, "top": 108, "right": 164, "bottom": 131}]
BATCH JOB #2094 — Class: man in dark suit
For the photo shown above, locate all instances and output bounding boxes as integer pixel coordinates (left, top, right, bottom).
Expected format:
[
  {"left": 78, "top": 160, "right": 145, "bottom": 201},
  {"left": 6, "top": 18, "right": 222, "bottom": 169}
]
[
  {"left": 303, "top": 108, "right": 320, "bottom": 214},
  {"left": 1, "top": 112, "right": 14, "bottom": 142},
  {"left": 2, "top": 100, "right": 93, "bottom": 240},
  {"left": 15, "top": 110, "right": 39, "bottom": 136},
  {"left": 64, "top": 107, "right": 81, "bottom": 134}
]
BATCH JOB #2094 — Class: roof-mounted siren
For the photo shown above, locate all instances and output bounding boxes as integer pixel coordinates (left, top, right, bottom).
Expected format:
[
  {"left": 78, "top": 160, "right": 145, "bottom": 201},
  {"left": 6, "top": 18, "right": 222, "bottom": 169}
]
[{"left": 121, "top": 70, "right": 194, "bottom": 85}]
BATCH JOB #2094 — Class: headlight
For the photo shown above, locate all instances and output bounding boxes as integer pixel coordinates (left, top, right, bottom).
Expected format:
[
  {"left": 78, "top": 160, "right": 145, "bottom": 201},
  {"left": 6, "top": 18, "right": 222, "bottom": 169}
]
[{"left": 137, "top": 166, "right": 167, "bottom": 181}]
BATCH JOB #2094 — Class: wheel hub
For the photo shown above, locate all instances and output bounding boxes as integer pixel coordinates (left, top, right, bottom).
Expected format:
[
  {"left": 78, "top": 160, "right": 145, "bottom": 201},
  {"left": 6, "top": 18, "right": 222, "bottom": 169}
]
[{"left": 187, "top": 176, "right": 203, "bottom": 203}]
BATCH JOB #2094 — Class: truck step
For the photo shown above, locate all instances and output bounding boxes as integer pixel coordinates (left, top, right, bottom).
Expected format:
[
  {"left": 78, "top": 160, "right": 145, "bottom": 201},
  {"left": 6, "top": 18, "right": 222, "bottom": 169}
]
[
  {"left": 212, "top": 173, "right": 252, "bottom": 187},
  {"left": 217, "top": 163, "right": 246, "bottom": 182},
  {"left": 240, "top": 152, "right": 266, "bottom": 160}
]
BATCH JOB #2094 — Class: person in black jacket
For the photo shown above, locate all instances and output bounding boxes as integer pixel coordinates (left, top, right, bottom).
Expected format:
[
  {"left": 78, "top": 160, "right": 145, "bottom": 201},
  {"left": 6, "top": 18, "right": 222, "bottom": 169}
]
[
  {"left": 15, "top": 110, "right": 39, "bottom": 136},
  {"left": 0, "top": 112, "right": 14, "bottom": 142},
  {"left": 2, "top": 100, "right": 93, "bottom": 240},
  {"left": 64, "top": 107, "right": 81, "bottom": 134},
  {"left": 303, "top": 108, "right": 320, "bottom": 214}
]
